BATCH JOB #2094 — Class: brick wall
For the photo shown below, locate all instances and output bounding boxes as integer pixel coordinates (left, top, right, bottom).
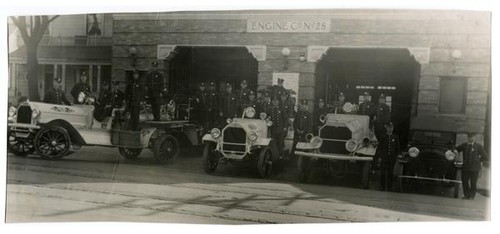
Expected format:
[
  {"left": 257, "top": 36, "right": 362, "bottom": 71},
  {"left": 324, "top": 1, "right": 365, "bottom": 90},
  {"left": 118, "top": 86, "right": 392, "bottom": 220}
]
[{"left": 112, "top": 10, "right": 490, "bottom": 138}]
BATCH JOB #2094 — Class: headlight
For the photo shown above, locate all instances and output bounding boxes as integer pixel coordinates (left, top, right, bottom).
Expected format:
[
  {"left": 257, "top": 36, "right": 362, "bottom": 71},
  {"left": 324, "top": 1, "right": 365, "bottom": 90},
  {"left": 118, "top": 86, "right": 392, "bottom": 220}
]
[
  {"left": 8, "top": 106, "right": 16, "bottom": 117},
  {"left": 266, "top": 119, "right": 273, "bottom": 127},
  {"left": 247, "top": 131, "right": 258, "bottom": 141},
  {"left": 408, "top": 147, "right": 419, "bottom": 158},
  {"left": 31, "top": 108, "right": 41, "bottom": 119},
  {"left": 78, "top": 92, "right": 85, "bottom": 103},
  {"left": 259, "top": 112, "right": 267, "bottom": 120},
  {"left": 245, "top": 107, "right": 256, "bottom": 118},
  {"left": 342, "top": 102, "right": 357, "bottom": 114},
  {"left": 345, "top": 139, "right": 358, "bottom": 152},
  {"left": 226, "top": 118, "right": 233, "bottom": 124},
  {"left": 310, "top": 136, "right": 323, "bottom": 148},
  {"left": 444, "top": 150, "right": 456, "bottom": 161},
  {"left": 319, "top": 114, "right": 326, "bottom": 123},
  {"left": 210, "top": 128, "right": 221, "bottom": 139}
]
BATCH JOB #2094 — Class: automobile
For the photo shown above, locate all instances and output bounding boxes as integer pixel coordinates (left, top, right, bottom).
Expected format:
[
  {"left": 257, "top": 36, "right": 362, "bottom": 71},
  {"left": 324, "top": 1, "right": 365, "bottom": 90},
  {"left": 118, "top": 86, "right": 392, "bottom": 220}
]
[
  {"left": 293, "top": 105, "right": 377, "bottom": 189},
  {"left": 7, "top": 92, "right": 198, "bottom": 164},
  {"left": 393, "top": 117, "right": 462, "bottom": 198},
  {"left": 200, "top": 107, "right": 281, "bottom": 178}
]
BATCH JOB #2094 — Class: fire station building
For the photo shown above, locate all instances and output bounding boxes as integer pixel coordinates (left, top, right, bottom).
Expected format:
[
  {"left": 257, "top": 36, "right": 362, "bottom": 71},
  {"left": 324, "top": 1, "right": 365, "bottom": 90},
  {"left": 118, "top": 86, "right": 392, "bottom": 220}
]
[{"left": 111, "top": 10, "right": 491, "bottom": 146}]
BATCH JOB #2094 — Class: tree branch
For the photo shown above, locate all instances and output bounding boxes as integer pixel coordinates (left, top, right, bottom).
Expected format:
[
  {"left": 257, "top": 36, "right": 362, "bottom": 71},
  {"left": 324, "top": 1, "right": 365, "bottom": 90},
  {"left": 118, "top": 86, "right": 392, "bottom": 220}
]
[{"left": 10, "top": 16, "right": 30, "bottom": 44}]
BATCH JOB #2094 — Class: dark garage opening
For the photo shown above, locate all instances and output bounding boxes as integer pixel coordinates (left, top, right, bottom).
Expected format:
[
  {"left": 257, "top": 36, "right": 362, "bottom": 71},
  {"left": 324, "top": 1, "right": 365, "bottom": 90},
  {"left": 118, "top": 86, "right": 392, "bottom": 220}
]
[{"left": 315, "top": 48, "right": 421, "bottom": 145}]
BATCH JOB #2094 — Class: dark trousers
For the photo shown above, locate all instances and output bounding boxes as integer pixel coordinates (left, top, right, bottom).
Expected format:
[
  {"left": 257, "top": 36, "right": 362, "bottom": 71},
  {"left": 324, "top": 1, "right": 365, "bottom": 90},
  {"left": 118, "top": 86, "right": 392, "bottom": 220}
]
[
  {"left": 380, "top": 161, "right": 395, "bottom": 191},
  {"left": 374, "top": 125, "right": 385, "bottom": 141},
  {"left": 149, "top": 96, "right": 161, "bottom": 121},
  {"left": 129, "top": 104, "right": 140, "bottom": 131},
  {"left": 271, "top": 129, "right": 285, "bottom": 152},
  {"left": 462, "top": 170, "right": 480, "bottom": 199},
  {"left": 207, "top": 109, "right": 218, "bottom": 129}
]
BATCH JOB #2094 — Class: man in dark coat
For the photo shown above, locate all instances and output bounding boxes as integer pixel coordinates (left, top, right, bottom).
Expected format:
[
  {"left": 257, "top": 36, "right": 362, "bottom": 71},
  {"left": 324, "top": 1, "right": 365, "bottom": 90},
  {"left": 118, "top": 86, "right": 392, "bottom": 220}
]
[
  {"left": 375, "top": 122, "right": 401, "bottom": 191},
  {"left": 207, "top": 81, "right": 219, "bottom": 129},
  {"left": 313, "top": 98, "right": 329, "bottom": 134},
  {"left": 292, "top": 100, "right": 312, "bottom": 153},
  {"left": 124, "top": 70, "right": 143, "bottom": 130},
  {"left": 332, "top": 92, "right": 346, "bottom": 114},
  {"left": 359, "top": 91, "right": 375, "bottom": 119},
  {"left": 373, "top": 93, "right": 391, "bottom": 140},
  {"left": 237, "top": 80, "right": 250, "bottom": 113},
  {"left": 455, "top": 133, "right": 489, "bottom": 200},
  {"left": 145, "top": 61, "right": 164, "bottom": 121},
  {"left": 219, "top": 83, "right": 238, "bottom": 124},
  {"left": 71, "top": 71, "right": 91, "bottom": 104},
  {"left": 44, "top": 77, "right": 71, "bottom": 105},
  {"left": 242, "top": 90, "right": 258, "bottom": 115},
  {"left": 270, "top": 78, "right": 286, "bottom": 98},
  {"left": 194, "top": 82, "right": 210, "bottom": 128},
  {"left": 259, "top": 90, "right": 272, "bottom": 116},
  {"left": 269, "top": 95, "right": 287, "bottom": 152}
]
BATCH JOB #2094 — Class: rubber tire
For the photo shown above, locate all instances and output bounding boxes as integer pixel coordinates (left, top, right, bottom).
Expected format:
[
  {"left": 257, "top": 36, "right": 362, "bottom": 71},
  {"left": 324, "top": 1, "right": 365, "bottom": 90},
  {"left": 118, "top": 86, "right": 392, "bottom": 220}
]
[
  {"left": 153, "top": 134, "right": 180, "bottom": 164},
  {"left": 202, "top": 142, "right": 218, "bottom": 174},
  {"left": 34, "top": 126, "right": 71, "bottom": 160},
  {"left": 257, "top": 146, "right": 274, "bottom": 179},
  {"left": 7, "top": 129, "right": 34, "bottom": 157},
  {"left": 118, "top": 147, "right": 143, "bottom": 160},
  {"left": 361, "top": 161, "right": 370, "bottom": 189},
  {"left": 297, "top": 156, "right": 310, "bottom": 183}
]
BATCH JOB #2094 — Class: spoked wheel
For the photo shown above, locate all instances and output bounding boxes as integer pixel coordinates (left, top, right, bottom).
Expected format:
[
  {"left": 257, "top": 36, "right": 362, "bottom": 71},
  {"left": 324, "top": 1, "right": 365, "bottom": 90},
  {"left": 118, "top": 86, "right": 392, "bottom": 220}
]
[
  {"left": 118, "top": 147, "right": 143, "bottom": 160},
  {"left": 8, "top": 130, "right": 34, "bottom": 157},
  {"left": 153, "top": 134, "right": 180, "bottom": 164},
  {"left": 258, "top": 146, "right": 274, "bottom": 179},
  {"left": 361, "top": 161, "right": 371, "bottom": 189},
  {"left": 297, "top": 156, "right": 311, "bottom": 183},
  {"left": 202, "top": 142, "right": 219, "bottom": 174},
  {"left": 34, "top": 126, "right": 71, "bottom": 160}
]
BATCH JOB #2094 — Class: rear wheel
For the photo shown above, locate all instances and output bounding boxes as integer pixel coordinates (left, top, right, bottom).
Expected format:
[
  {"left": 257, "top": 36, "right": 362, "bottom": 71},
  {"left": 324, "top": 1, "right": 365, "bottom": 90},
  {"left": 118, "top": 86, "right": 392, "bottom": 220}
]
[
  {"left": 8, "top": 129, "right": 34, "bottom": 157},
  {"left": 258, "top": 146, "right": 274, "bottom": 179},
  {"left": 297, "top": 156, "right": 311, "bottom": 183},
  {"left": 153, "top": 134, "right": 180, "bottom": 164},
  {"left": 118, "top": 147, "right": 143, "bottom": 160},
  {"left": 202, "top": 142, "right": 219, "bottom": 174},
  {"left": 34, "top": 126, "right": 71, "bottom": 160}
]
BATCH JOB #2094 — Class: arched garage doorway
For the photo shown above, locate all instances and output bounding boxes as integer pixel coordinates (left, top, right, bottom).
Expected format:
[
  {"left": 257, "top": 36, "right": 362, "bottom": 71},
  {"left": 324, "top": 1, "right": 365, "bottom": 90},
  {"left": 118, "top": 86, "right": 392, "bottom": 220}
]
[{"left": 315, "top": 48, "right": 421, "bottom": 145}]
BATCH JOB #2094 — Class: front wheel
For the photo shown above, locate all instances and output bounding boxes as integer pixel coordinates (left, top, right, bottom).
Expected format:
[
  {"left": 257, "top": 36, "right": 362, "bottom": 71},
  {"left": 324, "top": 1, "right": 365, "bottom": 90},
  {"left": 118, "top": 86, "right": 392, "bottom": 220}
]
[
  {"left": 34, "top": 126, "right": 71, "bottom": 160},
  {"left": 153, "top": 134, "right": 180, "bottom": 164},
  {"left": 8, "top": 129, "right": 34, "bottom": 157},
  {"left": 118, "top": 147, "right": 143, "bottom": 160},
  {"left": 202, "top": 142, "right": 219, "bottom": 174},
  {"left": 258, "top": 146, "right": 274, "bottom": 179}
]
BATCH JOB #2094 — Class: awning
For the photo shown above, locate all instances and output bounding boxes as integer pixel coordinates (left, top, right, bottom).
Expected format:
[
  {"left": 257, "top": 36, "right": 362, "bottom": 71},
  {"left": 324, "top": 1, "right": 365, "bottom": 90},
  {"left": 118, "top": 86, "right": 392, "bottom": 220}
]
[{"left": 8, "top": 45, "right": 112, "bottom": 65}]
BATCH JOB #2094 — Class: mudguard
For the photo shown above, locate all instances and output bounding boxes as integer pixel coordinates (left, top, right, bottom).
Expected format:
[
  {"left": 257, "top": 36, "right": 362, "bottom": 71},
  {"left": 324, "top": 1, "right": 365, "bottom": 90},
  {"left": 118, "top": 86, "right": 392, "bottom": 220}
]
[
  {"left": 140, "top": 128, "right": 158, "bottom": 147},
  {"left": 253, "top": 137, "right": 272, "bottom": 146},
  {"left": 202, "top": 134, "right": 218, "bottom": 143}
]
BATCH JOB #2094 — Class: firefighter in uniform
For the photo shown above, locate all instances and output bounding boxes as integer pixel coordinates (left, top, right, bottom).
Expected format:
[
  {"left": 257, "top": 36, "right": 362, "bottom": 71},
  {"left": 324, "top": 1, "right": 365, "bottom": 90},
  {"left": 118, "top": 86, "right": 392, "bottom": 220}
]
[
  {"left": 242, "top": 90, "right": 258, "bottom": 114},
  {"left": 269, "top": 95, "right": 287, "bottom": 152},
  {"left": 259, "top": 90, "right": 272, "bottom": 116},
  {"left": 145, "top": 61, "right": 164, "bottom": 121},
  {"left": 292, "top": 100, "right": 312, "bottom": 153},
  {"left": 313, "top": 98, "right": 329, "bottom": 134},
  {"left": 375, "top": 122, "right": 401, "bottom": 191},
  {"left": 95, "top": 80, "right": 125, "bottom": 121},
  {"left": 373, "top": 93, "right": 391, "bottom": 140},
  {"left": 454, "top": 133, "right": 489, "bottom": 200},
  {"left": 359, "top": 91, "right": 375, "bottom": 119},
  {"left": 44, "top": 77, "right": 71, "bottom": 105},
  {"left": 237, "top": 80, "right": 250, "bottom": 113},
  {"left": 219, "top": 83, "right": 238, "bottom": 124},
  {"left": 71, "top": 71, "right": 91, "bottom": 104},
  {"left": 207, "top": 81, "right": 219, "bottom": 128},
  {"left": 194, "top": 82, "right": 210, "bottom": 129},
  {"left": 332, "top": 92, "right": 346, "bottom": 114},
  {"left": 271, "top": 78, "right": 286, "bottom": 98},
  {"left": 125, "top": 70, "right": 143, "bottom": 131}
]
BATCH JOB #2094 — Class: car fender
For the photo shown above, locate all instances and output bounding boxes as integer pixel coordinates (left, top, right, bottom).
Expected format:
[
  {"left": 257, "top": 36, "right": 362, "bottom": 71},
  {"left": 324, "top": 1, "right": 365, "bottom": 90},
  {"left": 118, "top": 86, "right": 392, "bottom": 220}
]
[
  {"left": 253, "top": 137, "right": 272, "bottom": 146},
  {"left": 202, "top": 134, "right": 218, "bottom": 143},
  {"left": 140, "top": 128, "right": 158, "bottom": 147},
  {"left": 44, "top": 119, "right": 86, "bottom": 145}
]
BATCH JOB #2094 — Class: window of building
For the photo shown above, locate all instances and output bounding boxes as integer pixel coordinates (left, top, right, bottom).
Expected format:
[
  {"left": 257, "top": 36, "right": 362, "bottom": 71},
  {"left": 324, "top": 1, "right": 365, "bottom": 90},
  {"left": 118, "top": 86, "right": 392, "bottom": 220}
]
[
  {"left": 439, "top": 76, "right": 467, "bottom": 114},
  {"left": 86, "top": 14, "right": 103, "bottom": 36}
]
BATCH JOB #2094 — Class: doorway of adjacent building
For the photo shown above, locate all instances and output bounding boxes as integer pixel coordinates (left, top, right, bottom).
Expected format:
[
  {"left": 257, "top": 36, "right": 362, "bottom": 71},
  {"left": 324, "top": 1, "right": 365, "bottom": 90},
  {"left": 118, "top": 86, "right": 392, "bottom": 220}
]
[
  {"left": 167, "top": 46, "right": 258, "bottom": 95},
  {"left": 315, "top": 48, "right": 420, "bottom": 145}
]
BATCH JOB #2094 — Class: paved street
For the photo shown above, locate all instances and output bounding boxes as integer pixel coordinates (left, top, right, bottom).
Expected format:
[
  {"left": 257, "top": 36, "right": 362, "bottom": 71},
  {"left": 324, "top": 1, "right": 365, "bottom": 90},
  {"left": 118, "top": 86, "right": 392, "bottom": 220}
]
[{"left": 6, "top": 146, "right": 490, "bottom": 223}]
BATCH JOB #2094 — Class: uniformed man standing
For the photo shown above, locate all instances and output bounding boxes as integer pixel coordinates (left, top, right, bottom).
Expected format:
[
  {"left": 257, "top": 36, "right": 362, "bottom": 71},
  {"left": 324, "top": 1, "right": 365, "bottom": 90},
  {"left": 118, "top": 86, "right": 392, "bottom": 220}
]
[
  {"left": 373, "top": 93, "right": 391, "bottom": 140},
  {"left": 259, "top": 90, "right": 272, "bottom": 116},
  {"left": 207, "top": 81, "right": 219, "bottom": 128},
  {"left": 455, "top": 133, "right": 489, "bottom": 200},
  {"left": 219, "top": 83, "right": 238, "bottom": 124},
  {"left": 44, "top": 77, "right": 71, "bottom": 105},
  {"left": 269, "top": 95, "right": 287, "bottom": 152},
  {"left": 145, "top": 61, "right": 164, "bottom": 121},
  {"left": 292, "top": 100, "right": 312, "bottom": 153},
  {"left": 332, "top": 92, "right": 346, "bottom": 114},
  {"left": 242, "top": 90, "right": 258, "bottom": 113},
  {"left": 313, "top": 98, "right": 329, "bottom": 134},
  {"left": 71, "top": 71, "right": 91, "bottom": 104},
  {"left": 375, "top": 122, "right": 401, "bottom": 191},
  {"left": 237, "top": 80, "right": 250, "bottom": 113},
  {"left": 194, "top": 82, "right": 210, "bottom": 128},
  {"left": 125, "top": 70, "right": 143, "bottom": 131},
  {"left": 271, "top": 78, "right": 286, "bottom": 98},
  {"left": 359, "top": 91, "right": 375, "bottom": 119}
]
